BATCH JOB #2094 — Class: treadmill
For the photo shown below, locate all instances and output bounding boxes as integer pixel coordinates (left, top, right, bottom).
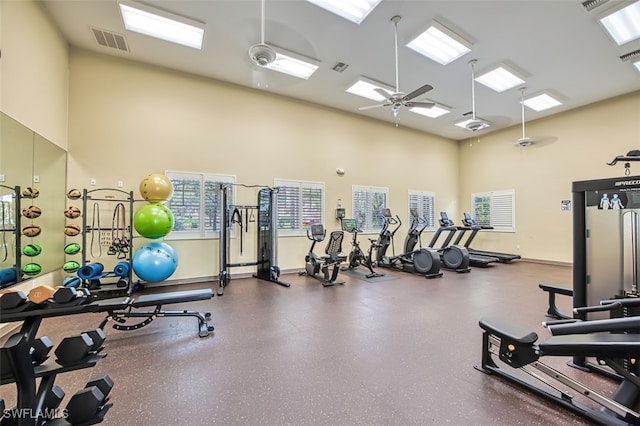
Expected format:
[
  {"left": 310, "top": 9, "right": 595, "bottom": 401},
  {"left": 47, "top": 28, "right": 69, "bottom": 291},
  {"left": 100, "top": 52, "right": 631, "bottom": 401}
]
[
  {"left": 453, "top": 212, "right": 521, "bottom": 263},
  {"left": 439, "top": 212, "right": 499, "bottom": 267}
]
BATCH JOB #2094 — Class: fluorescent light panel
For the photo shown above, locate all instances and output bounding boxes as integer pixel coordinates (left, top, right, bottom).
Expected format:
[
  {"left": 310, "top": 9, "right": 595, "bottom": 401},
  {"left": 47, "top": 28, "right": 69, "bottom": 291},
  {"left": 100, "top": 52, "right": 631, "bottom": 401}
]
[
  {"left": 454, "top": 118, "right": 490, "bottom": 130},
  {"left": 263, "top": 47, "right": 319, "bottom": 80},
  {"left": 119, "top": 1, "right": 204, "bottom": 49},
  {"left": 634, "top": 60, "right": 640, "bottom": 71},
  {"left": 523, "top": 92, "right": 563, "bottom": 111},
  {"left": 475, "top": 64, "right": 526, "bottom": 93},
  {"left": 305, "top": 0, "right": 382, "bottom": 24},
  {"left": 406, "top": 21, "right": 472, "bottom": 65},
  {"left": 599, "top": 0, "right": 640, "bottom": 45},
  {"left": 346, "top": 77, "right": 393, "bottom": 102},
  {"left": 410, "top": 104, "right": 451, "bottom": 118}
]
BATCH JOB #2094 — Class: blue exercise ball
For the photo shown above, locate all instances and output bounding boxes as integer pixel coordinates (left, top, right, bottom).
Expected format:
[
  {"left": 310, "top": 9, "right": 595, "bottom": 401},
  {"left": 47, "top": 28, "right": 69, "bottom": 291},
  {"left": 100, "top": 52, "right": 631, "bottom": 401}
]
[{"left": 132, "top": 242, "right": 178, "bottom": 282}]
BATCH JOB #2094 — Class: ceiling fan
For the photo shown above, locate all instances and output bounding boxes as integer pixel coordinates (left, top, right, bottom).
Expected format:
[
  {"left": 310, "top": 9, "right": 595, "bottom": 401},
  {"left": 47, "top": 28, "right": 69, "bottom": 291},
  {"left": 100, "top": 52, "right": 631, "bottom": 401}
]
[
  {"left": 465, "top": 59, "right": 490, "bottom": 132},
  {"left": 248, "top": 0, "right": 276, "bottom": 67},
  {"left": 513, "top": 87, "right": 557, "bottom": 148},
  {"left": 359, "top": 16, "right": 434, "bottom": 121}
]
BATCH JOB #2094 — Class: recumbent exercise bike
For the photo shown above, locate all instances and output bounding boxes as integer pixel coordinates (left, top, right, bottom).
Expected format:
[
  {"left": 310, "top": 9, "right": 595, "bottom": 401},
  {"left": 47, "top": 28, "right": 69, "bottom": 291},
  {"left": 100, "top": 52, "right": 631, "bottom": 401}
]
[{"left": 299, "top": 224, "right": 346, "bottom": 286}]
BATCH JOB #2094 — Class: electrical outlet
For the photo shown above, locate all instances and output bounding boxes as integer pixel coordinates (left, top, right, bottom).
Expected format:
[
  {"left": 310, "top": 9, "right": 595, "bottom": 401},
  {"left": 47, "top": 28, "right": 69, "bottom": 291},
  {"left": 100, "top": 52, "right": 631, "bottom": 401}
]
[
  {"left": 0, "top": 174, "right": 5, "bottom": 182},
  {"left": 117, "top": 180, "right": 124, "bottom": 188}
]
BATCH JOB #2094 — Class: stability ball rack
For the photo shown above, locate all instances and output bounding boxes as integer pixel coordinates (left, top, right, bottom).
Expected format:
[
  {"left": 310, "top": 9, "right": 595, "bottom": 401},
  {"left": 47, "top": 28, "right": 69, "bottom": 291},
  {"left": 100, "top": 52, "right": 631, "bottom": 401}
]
[{"left": 218, "top": 184, "right": 289, "bottom": 295}]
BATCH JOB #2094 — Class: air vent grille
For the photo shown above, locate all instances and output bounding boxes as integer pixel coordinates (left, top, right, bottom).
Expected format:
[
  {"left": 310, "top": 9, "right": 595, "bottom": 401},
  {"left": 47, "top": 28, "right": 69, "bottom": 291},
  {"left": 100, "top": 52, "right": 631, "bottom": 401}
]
[
  {"left": 582, "top": 0, "right": 609, "bottom": 12},
  {"left": 91, "top": 27, "right": 129, "bottom": 52},
  {"left": 620, "top": 49, "right": 640, "bottom": 62}
]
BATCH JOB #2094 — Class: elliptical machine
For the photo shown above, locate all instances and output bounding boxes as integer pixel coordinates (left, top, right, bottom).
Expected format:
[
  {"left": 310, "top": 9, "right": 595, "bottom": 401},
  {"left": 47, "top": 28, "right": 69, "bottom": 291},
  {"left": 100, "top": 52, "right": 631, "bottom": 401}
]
[
  {"left": 427, "top": 212, "right": 471, "bottom": 273},
  {"left": 375, "top": 208, "right": 442, "bottom": 278},
  {"left": 340, "top": 218, "right": 383, "bottom": 278},
  {"left": 299, "top": 224, "right": 346, "bottom": 286}
]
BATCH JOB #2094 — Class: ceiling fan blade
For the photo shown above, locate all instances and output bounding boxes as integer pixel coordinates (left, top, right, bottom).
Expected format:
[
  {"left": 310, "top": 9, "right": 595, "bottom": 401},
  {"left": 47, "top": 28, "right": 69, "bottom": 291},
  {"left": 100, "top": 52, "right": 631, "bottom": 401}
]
[
  {"left": 404, "top": 101, "right": 435, "bottom": 109},
  {"left": 402, "top": 84, "right": 433, "bottom": 101},
  {"left": 374, "top": 88, "right": 392, "bottom": 99},
  {"left": 359, "top": 103, "right": 388, "bottom": 111}
]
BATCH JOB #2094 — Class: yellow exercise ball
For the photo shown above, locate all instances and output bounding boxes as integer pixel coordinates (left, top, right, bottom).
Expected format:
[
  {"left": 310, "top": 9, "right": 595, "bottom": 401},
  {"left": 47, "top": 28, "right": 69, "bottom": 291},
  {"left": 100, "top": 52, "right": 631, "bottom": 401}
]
[{"left": 139, "top": 173, "right": 173, "bottom": 203}]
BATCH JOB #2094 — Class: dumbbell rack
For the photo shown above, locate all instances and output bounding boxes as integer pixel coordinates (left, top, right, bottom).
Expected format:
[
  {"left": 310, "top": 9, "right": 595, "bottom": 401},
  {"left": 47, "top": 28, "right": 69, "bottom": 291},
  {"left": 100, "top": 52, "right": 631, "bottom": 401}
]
[
  {"left": 0, "top": 308, "right": 111, "bottom": 425},
  {"left": 72, "top": 188, "right": 134, "bottom": 295},
  {"left": 0, "top": 185, "right": 22, "bottom": 287}
]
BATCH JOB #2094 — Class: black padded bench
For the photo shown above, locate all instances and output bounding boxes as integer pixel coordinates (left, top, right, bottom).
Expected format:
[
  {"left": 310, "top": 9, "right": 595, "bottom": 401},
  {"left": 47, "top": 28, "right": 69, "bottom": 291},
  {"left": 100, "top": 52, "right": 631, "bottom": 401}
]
[
  {"left": 539, "top": 333, "right": 640, "bottom": 358},
  {"left": 539, "top": 283, "right": 573, "bottom": 319}
]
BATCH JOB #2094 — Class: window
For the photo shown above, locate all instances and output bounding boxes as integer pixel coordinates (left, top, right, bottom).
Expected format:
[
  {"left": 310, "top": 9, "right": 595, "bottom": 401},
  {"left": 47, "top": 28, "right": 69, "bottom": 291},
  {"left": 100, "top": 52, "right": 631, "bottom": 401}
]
[
  {"left": 352, "top": 185, "right": 388, "bottom": 232},
  {"left": 165, "top": 171, "right": 235, "bottom": 239},
  {"left": 274, "top": 179, "right": 324, "bottom": 236},
  {"left": 471, "top": 189, "right": 515, "bottom": 232},
  {"left": 408, "top": 190, "right": 436, "bottom": 230}
]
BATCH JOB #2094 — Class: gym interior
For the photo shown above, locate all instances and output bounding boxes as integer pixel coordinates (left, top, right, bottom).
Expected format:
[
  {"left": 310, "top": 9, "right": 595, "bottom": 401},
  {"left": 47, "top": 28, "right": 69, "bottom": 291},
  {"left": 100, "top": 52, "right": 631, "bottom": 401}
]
[{"left": 1, "top": 1, "right": 640, "bottom": 425}]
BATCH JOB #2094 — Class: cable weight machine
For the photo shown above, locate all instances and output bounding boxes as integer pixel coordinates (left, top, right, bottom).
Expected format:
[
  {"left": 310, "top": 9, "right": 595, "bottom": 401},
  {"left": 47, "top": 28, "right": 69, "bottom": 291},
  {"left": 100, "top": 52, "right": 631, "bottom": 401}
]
[{"left": 218, "top": 184, "right": 289, "bottom": 295}]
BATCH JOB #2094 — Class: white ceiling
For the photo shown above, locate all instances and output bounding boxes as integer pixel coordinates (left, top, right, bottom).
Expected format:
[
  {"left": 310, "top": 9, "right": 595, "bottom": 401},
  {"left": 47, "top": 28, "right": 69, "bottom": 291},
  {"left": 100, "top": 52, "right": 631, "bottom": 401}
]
[{"left": 41, "top": 0, "right": 640, "bottom": 141}]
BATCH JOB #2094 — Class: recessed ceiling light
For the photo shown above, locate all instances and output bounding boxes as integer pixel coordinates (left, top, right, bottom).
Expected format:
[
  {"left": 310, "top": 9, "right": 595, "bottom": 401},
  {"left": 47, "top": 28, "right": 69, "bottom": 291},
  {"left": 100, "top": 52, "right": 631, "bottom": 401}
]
[
  {"left": 410, "top": 103, "right": 451, "bottom": 118},
  {"left": 261, "top": 46, "right": 319, "bottom": 80},
  {"left": 119, "top": 1, "right": 205, "bottom": 49},
  {"left": 346, "top": 77, "right": 394, "bottom": 102},
  {"left": 599, "top": 0, "right": 640, "bottom": 45},
  {"left": 305, "top": 0, "right": 382, "bottom": 24},
  {"left": 406, "top": 21, "right": 472, "bottom": 65},
  {"left": 634, "top": 60, "right": 640, "bottom": 72},
  {"left": 523, "top": 91, "right": 563, "bottom": 111},
  {"left": 454, "top": 117, "right": 491, "bottom": 131},
  {"left": 474, "top": 63, "right": 526, "bottom": 93}
]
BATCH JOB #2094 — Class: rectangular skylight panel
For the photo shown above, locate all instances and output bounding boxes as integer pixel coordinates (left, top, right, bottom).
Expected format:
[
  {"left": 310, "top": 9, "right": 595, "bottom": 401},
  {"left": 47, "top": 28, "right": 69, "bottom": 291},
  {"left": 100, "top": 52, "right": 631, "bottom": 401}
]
[
  {"left": 410, "top": 104, "right": 451, "bottom": 118},
  {"left": 119, "top": 2, "right": 204, "bottom": 49},
  {"left": 264, "top": 49, "right": 319, "bottom": 80},
  {"left": 406, "top": 22, "right": 472, "bottom": 65},
  {"left": 475, "top": 65, "right": 526, "bottom": 93},
  {"left": 599, "top": 0, "right": 640, "bottom": 45},
  {"left": 346, "top": 78, "right": 392, "bottom": 102},
  {"left": 305, "top": 0, "right": 382, "bottom": 24},
  {"left": 634, "top": 60, "right": 640, "bottom": 71},
  {"left": 523, "top": 92, "right": 563, "bottom": 111}
]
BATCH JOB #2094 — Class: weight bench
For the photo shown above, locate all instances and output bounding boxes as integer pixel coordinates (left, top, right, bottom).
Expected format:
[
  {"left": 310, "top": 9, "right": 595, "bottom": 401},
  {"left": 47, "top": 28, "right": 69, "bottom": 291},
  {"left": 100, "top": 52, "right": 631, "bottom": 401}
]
[
  {"left": 476, "top": 316, "right": 640, "bottom": 425},
  {"left": 97, "top": 289, "right": 214, "bottom": 338},
  {"left": 539, "top": 283, "right": 573, "bottom": 320},
  {"left": 1, "top": 288, "right": 215, "bottom": 338}
]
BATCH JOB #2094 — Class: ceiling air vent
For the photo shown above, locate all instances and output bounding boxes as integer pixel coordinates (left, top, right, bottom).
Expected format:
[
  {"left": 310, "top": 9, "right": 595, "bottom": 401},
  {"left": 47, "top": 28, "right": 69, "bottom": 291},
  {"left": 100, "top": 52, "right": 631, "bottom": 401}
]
[
  {"left": 582, "top": 0, "right": 609, "bottom": 12},
  {"left": 91, "top": 27, "right": 129, "bottom": 52},
  {"left": 620, "top": 49, "right": 640, "bottom": 62}
]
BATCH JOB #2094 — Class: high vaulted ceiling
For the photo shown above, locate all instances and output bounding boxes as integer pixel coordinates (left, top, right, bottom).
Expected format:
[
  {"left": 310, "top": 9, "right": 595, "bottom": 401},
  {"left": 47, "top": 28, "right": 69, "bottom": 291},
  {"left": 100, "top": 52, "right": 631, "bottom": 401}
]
[{"left": 41, "top": 0, "right": 640, "bottom": 141}]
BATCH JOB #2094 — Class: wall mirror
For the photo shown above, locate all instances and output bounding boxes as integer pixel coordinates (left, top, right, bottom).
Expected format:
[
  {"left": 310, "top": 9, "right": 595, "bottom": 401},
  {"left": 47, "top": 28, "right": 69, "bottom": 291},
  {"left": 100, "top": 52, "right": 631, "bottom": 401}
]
[{"left": 1, "top": 112, "right": 67, "bottom": 287}]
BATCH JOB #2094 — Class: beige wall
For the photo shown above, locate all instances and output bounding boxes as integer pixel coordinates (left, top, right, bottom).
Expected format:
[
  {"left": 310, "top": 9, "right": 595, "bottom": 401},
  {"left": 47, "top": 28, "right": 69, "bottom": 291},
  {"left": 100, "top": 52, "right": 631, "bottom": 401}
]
[
  {"left": 458, "top": 90, "right": 640, "bottom": 263},
  {"left": 67, "top": 49, "right": 459, "bottom": 280},
  {"left": 0, "top": 0, "right": 69, "bottom": 149}
]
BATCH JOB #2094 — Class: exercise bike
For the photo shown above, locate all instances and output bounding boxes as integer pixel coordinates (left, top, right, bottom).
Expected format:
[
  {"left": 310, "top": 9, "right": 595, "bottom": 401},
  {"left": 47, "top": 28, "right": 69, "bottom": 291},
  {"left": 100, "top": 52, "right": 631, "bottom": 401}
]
[
  {"left": 340, "top": 218, "right": 383, "bottom": 278},
  {"left": 375, "top": 208, "right": 442, "bottom": 278},
  {"left": 299, "top": 224, "right": 346, "bottom": 287}
]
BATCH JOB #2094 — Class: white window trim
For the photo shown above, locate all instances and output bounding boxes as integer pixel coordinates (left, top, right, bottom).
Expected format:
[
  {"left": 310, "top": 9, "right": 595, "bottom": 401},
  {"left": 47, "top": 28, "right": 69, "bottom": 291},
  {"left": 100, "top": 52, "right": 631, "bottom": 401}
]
[
  {"left": 274, "top": 178, "right": 325, "bottom": 237},
  {"left": 471, "top": 189, "right": 515, "bottom": 233},
  {"left": 408, "top": 189, "right": 436, "bottom": 231},
  {"left": 352, "top": 184, "right": 389, "bottom": 233},
  {"left": 165, "top": 171, "right": 236, "bottom": 240}
]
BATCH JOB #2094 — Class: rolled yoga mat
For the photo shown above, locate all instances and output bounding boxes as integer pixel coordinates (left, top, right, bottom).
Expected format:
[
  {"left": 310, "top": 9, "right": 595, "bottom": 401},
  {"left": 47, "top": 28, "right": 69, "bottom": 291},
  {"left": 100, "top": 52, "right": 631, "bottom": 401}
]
[
  {"left": 77, "top": 262, "right": 104, "bottom": 280},
  {"left": 113, "top": 261, "right": 130, "bottom": 277},
  {"left": 0, "top": 267, "right": 17, "bottom": 287}
]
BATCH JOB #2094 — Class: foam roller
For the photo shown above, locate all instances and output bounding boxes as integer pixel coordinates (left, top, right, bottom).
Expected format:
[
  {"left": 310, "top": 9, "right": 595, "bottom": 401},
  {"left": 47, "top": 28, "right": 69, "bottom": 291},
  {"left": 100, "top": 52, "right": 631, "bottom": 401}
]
[
  {"left": 0, "top": 268, "right": 17, "bottom": 286},
  {"left": 77, "top": 263, "right": 104, "bottom": 280},
  {"left": 113, "top": 262, "right": 130, "bottom": 277}
]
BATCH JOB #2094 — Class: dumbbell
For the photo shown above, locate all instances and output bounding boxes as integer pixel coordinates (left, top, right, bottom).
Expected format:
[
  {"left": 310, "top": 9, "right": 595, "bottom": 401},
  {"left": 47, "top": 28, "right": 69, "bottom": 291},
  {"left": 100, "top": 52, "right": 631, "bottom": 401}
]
[
  {"left": 0, "top": 290, "right": 28, "bottom": 310},
  {"left": 65, "top": 386, "right": 107, "bottom": 425},
  {"left": 28, "top": 285, "right": 56, "bottom": 304},
  {"left": 30, "top": 336, "right": 54, "bottom": 365},
  {"left": 54, "top": 333, "right": 94, "bottom": 365},
  {"left": 52, "top": 286, "right": 91, "bottom": 305},
  {"left": 43, "top": 384, "right": 66, "bottom": 413}
]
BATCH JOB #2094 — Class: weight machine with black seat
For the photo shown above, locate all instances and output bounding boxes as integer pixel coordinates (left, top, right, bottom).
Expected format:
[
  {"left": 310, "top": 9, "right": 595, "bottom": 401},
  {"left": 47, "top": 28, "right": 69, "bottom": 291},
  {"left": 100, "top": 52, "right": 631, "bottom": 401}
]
[
  {"left": 375, "top": 208, "right": 442, "bottom": 278},
  {"left": 476, "top": 297, "right": 640, "bottom": 426},
  {"left": 299, "top": 224, "right": 346, "bottom": 286},
  {"left": 218, "top": 184, "right": 289, "bottom": 295},
  {"left": 340, "top": 218, "right": 383, "bottom": 278}
]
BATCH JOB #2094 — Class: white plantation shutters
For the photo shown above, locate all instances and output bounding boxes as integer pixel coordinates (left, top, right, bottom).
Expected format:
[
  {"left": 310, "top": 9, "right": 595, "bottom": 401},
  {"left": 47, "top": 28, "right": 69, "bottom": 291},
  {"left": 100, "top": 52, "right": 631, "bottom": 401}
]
[
  {"left": 275, "top": 179, "right": 324, "bottom": 236},
  {"left": 471, "top": 189, "right": 515, "bottom": 232},
  {"left": 352, "top": 185, "right": 388, "bottom": 232},
  {"left": 408, "top": 190, "right": 436, "bottom": 230}
]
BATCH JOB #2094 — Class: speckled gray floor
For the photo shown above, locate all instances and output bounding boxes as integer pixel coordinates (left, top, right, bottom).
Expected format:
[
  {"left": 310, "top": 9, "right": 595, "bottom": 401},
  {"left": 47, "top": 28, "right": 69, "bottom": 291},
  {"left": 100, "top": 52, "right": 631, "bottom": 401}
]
[{"left": 2, "top": 262, "right": 620, "bottom": 425}]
